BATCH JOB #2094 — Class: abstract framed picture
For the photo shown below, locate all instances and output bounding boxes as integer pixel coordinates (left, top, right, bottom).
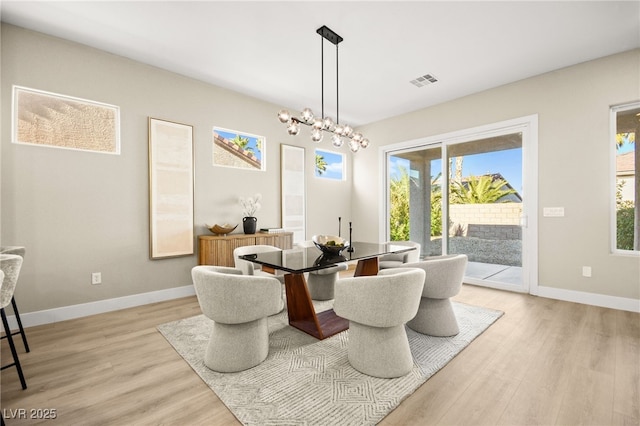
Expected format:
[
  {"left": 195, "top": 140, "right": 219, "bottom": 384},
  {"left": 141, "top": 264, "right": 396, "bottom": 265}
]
[
  {"left": 281, "top": 144, "right": 306, "bottom": 244},
  {"left": 148, "top": 117, "right": 195, "bottom": 259},
  {"left": 314, "top": 148, "right": 345, "bottom": 181},
  {"left": 12, "top": 85, "right": 120, "bottom": 154},
  {"left": 213, "top": 127, "right": 266, "bottom": 171}
]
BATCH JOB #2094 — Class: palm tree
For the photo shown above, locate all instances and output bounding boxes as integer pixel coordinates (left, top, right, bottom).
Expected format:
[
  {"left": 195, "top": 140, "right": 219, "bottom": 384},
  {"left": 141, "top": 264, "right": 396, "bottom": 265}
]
[
  {"left": 231, "top": 135, "right": 253, "bottom": 153},
  {"left": 315, "top": 154, "right": 328, "bottom": 175},
  {"left": 450, "top": 174, "right": 517, "bottom": 204}
]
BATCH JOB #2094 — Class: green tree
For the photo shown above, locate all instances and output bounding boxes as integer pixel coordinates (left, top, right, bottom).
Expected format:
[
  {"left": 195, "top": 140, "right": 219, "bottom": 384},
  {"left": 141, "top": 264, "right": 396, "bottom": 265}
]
[
  {"left": 430, "top": 173, "right": 443, "bottom": 237},
  {"left": 315, "top": 154, "right": 328, "bottom": 175},
  {"left": 389, "top": 166, "right": 410, "bottom": 240},
  {"left": 231, "top": 135, "right": 252, "bottom": 153},
  {"left": 616, "top": 181, "right": 635, "bottom": 250},
  {"left": 450, "top": 174, "right": 517, "bottom": 204}
]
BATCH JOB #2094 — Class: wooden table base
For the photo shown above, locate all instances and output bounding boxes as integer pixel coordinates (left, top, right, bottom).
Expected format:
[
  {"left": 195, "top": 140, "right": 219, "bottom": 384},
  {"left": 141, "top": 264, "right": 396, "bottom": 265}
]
[{"left": 283, "top": 256, "right": 379, "bottom": 340}]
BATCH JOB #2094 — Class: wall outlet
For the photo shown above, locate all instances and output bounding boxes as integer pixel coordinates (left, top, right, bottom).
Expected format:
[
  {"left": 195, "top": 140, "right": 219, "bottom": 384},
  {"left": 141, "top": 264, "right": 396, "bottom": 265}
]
[
  {"left": 91, "top": 272, "right": 102, "bottom": 285},
  {"left": 582, "top": 266, "right": 592, "bottom": 278}
]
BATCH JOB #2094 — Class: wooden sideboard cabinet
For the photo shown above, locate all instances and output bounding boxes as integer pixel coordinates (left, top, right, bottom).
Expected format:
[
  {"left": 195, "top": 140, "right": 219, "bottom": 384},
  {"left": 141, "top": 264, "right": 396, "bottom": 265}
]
[{"left": 198, "top": 232, "right": 294, "bottom": 267}]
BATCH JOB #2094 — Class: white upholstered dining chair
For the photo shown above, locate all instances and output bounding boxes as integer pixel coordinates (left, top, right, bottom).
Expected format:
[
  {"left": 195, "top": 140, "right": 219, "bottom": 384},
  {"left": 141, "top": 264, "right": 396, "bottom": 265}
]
[
  {"left": 191, "top": 266, "right": 284, "bottom": 373},
  {"left": 404, "top": 254, "right": 468, "bottom": 336},
  {"left": 333, "top": 267, "right": 425, "bottom": 378}
]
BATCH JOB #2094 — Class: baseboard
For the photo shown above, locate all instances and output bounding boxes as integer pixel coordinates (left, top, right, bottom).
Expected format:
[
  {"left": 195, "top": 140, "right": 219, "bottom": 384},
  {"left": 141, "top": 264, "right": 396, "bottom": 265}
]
[
  {"left": 5, "top": 285, "right": 196, "bottom": 329},
  {"left": 537, "top": 285, "right": 640, "bottom": 313}
]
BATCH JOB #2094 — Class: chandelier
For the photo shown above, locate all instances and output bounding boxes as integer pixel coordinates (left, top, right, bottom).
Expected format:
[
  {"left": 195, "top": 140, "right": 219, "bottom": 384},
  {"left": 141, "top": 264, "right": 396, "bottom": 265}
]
[{"left": 277, "top": 25, "right": 369, "bottom": 153}]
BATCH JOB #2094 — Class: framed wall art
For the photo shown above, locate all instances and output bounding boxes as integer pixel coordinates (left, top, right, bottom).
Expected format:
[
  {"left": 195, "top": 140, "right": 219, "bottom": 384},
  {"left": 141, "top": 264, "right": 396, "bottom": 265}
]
[
  {"left": 12, "top": 85, "right": 120, "bottom": 154},
  {"left": 213, "top": 127, "right": 266, "bottom": 171},
  {"left": 148, "top": 117, "right": 194, "bottom": 259},
  {"left": 281, "top": 144, "right": 306, "bottom": 244}
]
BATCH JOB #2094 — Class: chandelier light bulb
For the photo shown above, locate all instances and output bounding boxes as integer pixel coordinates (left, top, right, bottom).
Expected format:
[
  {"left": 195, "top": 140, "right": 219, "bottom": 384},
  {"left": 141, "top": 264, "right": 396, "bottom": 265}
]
[
  {"left": 311, "top": 129, "right": 323, "bottom": 142},
  {"left": 352, "top": 132, "right": 363, "bottom": 143},
  {"left": 343, "top": 125, "right": 354, "bottom": 137},
  {"left": 287, "top": 121, "right": 300, "bottom": 136},
  {"left": 331, "top": 134, "right": 343, "bottom": 147},
  {"left": 323, "top": 116, "right": 335, "bottom": 131},
  {"left": 278, "top": 110, "right": 291, "bottom": 123},
  {"left": 359, "top": 138, "right": 370, "bottom": 148},
  {"left": 349, "top": 139, "right": 360, "bottom": 152},
  {"left": 312, "top": 118, "right": 323, "bottom": 130},
  {"left": 334, "top": 124, "right": 345, "bottom": 136},
  {"left": 301, "top": 108, "right": 314, "bottom": 124}
]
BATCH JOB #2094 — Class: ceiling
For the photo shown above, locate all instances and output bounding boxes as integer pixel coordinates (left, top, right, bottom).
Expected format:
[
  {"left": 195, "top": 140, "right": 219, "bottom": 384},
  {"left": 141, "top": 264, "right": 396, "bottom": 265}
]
[{"left": 2, "top": 1, "right": 639, "bottom": 127}]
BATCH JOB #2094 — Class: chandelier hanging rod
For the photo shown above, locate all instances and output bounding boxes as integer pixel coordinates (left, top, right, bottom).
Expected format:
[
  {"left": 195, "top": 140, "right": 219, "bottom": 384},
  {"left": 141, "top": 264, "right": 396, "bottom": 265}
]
[{"left": 277, "top": 25, "right": 369, "bottom": 153}]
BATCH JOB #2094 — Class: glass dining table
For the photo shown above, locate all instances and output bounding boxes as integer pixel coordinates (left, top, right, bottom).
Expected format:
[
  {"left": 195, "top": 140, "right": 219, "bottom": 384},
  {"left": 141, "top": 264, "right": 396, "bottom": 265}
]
[{"left": 239, "top": 241, "right": 416, "bottom": 340}]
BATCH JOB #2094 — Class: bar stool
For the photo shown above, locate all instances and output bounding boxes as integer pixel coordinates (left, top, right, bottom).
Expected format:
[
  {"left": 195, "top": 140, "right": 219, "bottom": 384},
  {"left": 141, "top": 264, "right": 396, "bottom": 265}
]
[
  {"left": 0, "top": 246, "right": 29, "bottom": 352},
  {"left": 1, "top": 254, "right": 27, "bottom": 389}
]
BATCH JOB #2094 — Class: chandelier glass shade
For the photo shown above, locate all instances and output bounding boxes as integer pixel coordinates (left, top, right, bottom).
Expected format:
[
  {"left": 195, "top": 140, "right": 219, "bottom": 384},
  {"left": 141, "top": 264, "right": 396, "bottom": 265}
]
[{"left": 277, "top": 26, "right": 369, "bottom": 153}]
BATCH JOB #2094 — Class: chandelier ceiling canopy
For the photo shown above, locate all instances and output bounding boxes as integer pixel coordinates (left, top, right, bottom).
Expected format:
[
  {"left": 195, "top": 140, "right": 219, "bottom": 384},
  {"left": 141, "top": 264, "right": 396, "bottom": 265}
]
[{"left": 277, "top": 25, "right": 369, "bottom": 153}]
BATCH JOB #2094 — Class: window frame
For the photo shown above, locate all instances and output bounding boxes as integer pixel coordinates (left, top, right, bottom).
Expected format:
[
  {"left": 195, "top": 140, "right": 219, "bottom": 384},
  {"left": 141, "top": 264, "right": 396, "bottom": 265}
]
[{"left": 610, "top": 101, "right": 639, "bottom": 256}]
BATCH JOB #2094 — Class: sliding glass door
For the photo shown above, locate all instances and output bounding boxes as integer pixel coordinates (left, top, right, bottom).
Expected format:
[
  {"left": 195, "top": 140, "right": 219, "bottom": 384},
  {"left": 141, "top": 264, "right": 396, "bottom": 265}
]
[{"left": 385, "top": 116, "right": 537, "bottom": 293}]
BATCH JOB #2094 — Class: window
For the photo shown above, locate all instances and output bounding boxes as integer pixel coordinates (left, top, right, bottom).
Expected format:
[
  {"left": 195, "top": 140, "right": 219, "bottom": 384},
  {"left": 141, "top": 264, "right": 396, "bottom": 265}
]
[
  {"left": 314, "top": 148, "right": 345, "bottom": 180},
  {"left": 612, "top": 102, "right": 639, "bottom": 253}
]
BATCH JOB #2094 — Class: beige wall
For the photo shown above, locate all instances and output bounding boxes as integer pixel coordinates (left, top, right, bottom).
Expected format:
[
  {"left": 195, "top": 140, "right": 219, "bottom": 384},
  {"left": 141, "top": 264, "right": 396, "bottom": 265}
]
[
  {"left": 2, "top": 23, "right": 638, "bottom": 314},
  {"left": 354, "top": 49, "right": 640, "bottom": 301},
  {"left": 1, "top": 24, "right": 353, "bottom": 313}
]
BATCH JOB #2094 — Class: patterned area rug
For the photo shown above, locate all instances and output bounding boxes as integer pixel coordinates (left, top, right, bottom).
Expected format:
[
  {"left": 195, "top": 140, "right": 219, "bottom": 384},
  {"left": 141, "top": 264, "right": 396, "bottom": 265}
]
[{"left": 158, "top": 301, "right": 503, "bottom": 425}]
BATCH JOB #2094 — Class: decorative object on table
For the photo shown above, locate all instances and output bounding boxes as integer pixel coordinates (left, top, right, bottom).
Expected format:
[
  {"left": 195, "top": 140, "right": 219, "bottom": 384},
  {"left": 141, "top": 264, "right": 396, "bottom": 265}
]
[
  {"left": 158, "top": 300, "right": 503, "bottom": 425},
  {"left": 312, "top": 234, "right": 349, "bottom": 254},
  {"left": 347, "top": 221, "right": 354, "bottom": 252},
  {"left": 338, "top": 217, "right": 341, "bottom": 237},
  {"left": 276, "top": 26, "right": 370, "bottom": 153},
  {"left": 259, "top": 227, "right": 286, "bottom": 234},
  {"left": 242, "top": 217, "right": 257, "bottom": 235},
  {"left": 148, "top": 117, "right": 194, "bottom": 259},
  {"left": 239, "top": 193, "right": 261, "bottom": 234},
  {"left": 206, "top": 224, "right": 237, "bottom": 236}
]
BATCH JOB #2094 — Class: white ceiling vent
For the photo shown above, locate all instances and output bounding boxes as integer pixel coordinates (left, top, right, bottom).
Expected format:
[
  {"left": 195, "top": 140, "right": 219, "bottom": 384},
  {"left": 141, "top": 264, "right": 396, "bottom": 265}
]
[{"left": 410, "top": 73, "right": 438, "bottom": 88}]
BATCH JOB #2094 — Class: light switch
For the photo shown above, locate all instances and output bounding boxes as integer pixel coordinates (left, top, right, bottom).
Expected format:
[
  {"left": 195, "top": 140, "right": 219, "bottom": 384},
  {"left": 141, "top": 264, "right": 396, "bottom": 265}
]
[{"left": 543, "top": 207, "right": 565, "bottom": 217}]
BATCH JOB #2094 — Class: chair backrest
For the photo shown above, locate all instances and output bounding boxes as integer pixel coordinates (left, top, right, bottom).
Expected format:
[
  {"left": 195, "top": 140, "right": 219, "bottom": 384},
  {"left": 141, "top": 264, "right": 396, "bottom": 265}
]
[
  {"left": 404, "top": 254, "right": 467, "bottom": 298},
  {"left": 1, "top": 246, "right": 26, "bottom": 258},
  {"left": 191, "top": 265, "right": 283, "bottom": 324},
  {"left": 380, "top": 241, "right": 421, "bottom": 263},
  {"left": 334, "top": 267, "right": 425, "bottom": 327},
  {"left": 0, "top": 254, "right": 23, "bottom": 309},
  {"left": 233, "top": 245, "right": 282, "bottom": 275}
]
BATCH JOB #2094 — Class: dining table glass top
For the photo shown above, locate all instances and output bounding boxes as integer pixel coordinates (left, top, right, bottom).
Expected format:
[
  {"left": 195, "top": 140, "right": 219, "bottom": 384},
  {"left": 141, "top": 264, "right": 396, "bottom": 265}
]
[{"left": 239, "top": 241, "right": 415, "bottom": 274}]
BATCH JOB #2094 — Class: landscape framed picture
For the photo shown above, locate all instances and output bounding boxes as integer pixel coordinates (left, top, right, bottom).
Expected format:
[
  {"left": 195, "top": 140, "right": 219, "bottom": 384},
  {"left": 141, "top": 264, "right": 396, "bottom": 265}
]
[
  {"left": 12, "top": 85, "right": 120, "bottom": 154},
  {"left": 213, "top": 127, "right": 266, "bottom": 171},
  {"left": 148, "top": 117, "right": 194, "bottom": 259}
]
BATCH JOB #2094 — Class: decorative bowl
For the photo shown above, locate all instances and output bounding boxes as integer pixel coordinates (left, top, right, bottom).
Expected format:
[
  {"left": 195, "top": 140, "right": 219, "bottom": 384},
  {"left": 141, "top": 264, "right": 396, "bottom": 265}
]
[
  {"left": 312, "top": 235, "right": 349, "bottom": 254},
  {"left": 207, "top": 223, "right": 238, "bottom": 235}
]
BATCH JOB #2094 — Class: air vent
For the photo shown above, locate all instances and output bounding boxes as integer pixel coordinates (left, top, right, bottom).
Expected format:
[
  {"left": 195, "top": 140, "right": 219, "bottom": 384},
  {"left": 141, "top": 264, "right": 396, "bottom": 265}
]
[{"left": 410, "top": 73, "right": 438, "bottom": 88}]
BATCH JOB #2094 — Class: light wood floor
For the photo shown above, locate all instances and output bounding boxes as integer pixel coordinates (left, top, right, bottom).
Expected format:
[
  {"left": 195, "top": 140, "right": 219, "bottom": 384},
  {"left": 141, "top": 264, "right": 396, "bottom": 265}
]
[{"left": 2, "top": 282, "right": 639, "bottom": 425}]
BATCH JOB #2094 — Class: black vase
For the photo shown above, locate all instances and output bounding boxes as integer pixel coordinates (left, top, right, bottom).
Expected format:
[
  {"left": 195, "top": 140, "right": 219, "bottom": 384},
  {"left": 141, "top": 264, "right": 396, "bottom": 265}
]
[{"left": 243, "top": 216, "right": 257, "bottom": 234}]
